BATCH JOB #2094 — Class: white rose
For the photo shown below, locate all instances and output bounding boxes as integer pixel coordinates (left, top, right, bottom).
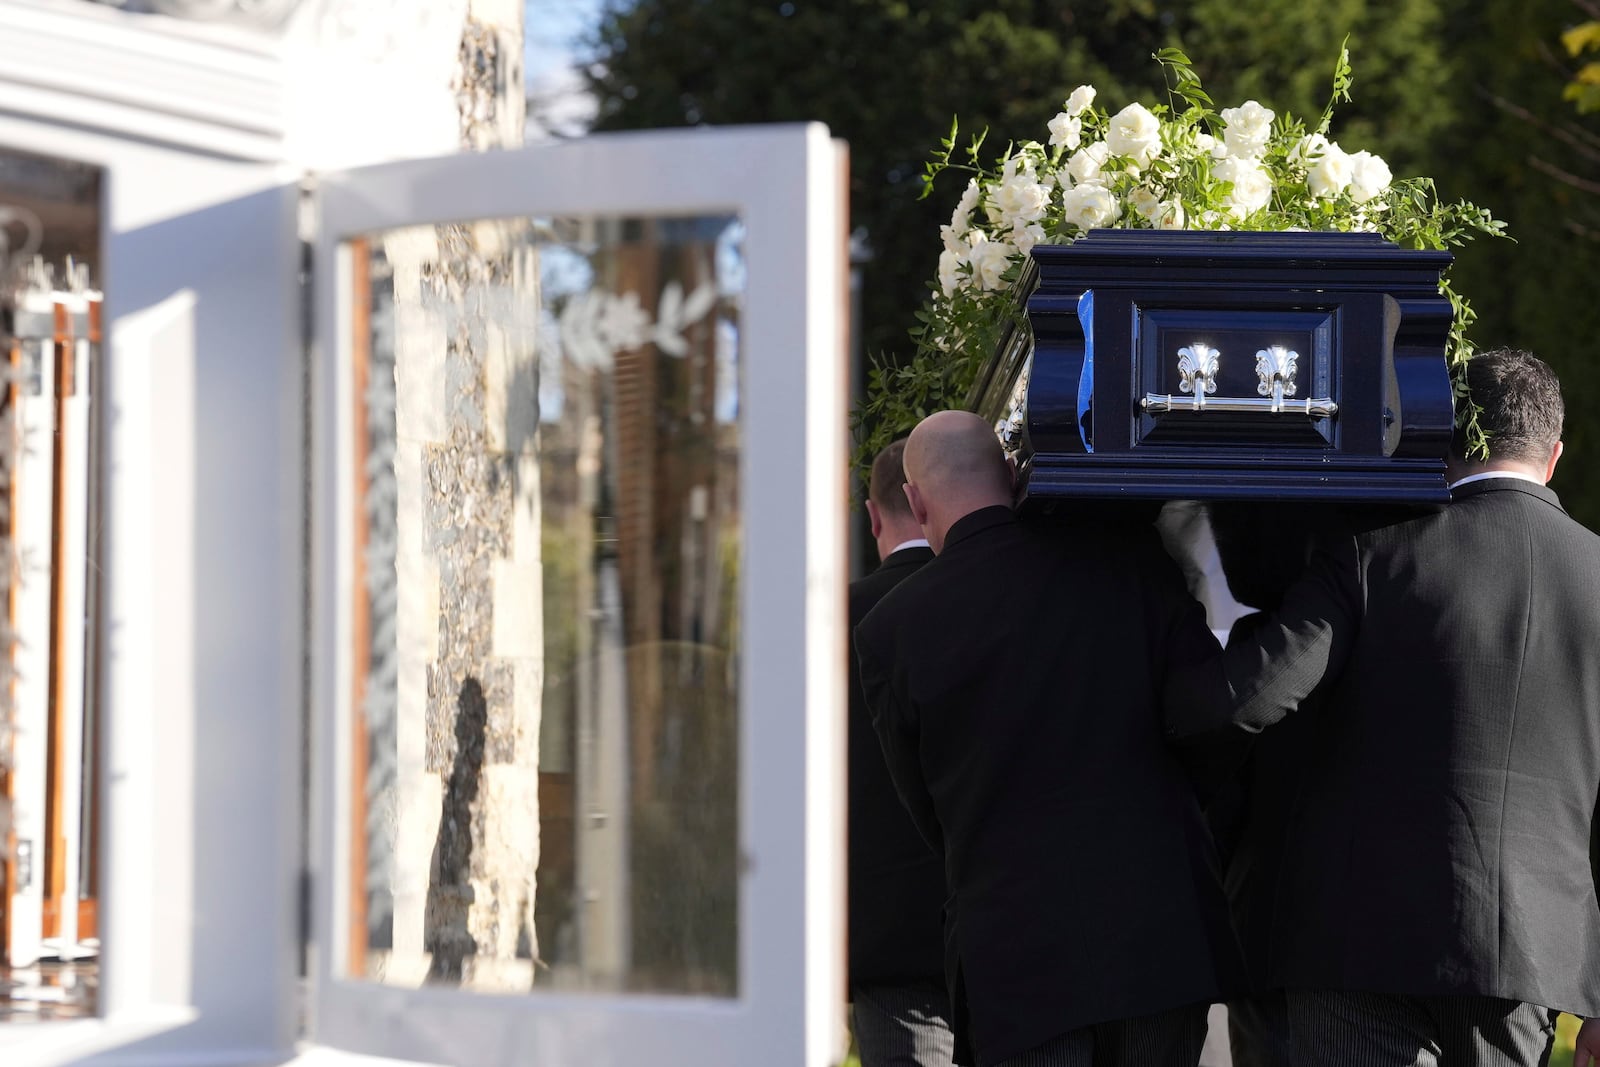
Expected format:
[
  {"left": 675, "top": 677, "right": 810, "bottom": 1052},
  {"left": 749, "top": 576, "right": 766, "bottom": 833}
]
[
  {"left": 1011, "top": 222, "right": 1047, "bottom": 255},
  {"left": 1153, "top": 200, "right": 1187, "bottom": 230},
  {"left": 992, "top": 172, "right": 1052, "bottom": 230},
  {"left": 1128, "top": 186, "right": 1161, "bottom": 221},
  {"left": 1047, "top": 112, "right": 1082, "bottom": 150},
  {"left": 1292, "top": 133, "right": 1332, "bottom": 166},
  {"left": 1066, "top": 141, "right": 1110, "bottom": 185},
  {"left": 938, "top": 247, "right": 964, "bottom": 297},
  {"left": 1214, "top": 156, "right": 1273, "bottom": 219},
  {"left": 1306, "top": 142, "right": 1353, "bottom": 199},
  {"left": 950, "top": 178, "right": 981, "bottom": 233},
  {"left": 1220, "top": 100, "right": 1275, "bottom": 159},
  {"left": 1105, "top": 102, "right": 1163, "bottom": 167},
  {"left": 1348, "top": 150, "right": 1393, "bottom": 203},
  {"left": 1065, "top": 84, "right": 1097, "bottom": 117},
  {"left": 966, "top": 234, "right": 1017, "bottom": 290},
  {"left": 1061, "top": 182, "right": 1121, "bottom": 230},
  {"left": 986, "top": 157, "right": 1033, "bottom": 224},
  {"left": 940, "top": 224, "right": 965, "bottom": 255}
]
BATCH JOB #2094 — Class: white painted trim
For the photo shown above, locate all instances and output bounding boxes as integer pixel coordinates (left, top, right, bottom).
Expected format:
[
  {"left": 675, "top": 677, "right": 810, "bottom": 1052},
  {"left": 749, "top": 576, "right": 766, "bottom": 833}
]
[
  {"left": 801, "top": 133, "right": 850, "bottom": 1067},
  {"left": 0, "top": 0, "right": 285, "bottom": 161},
  {"left": 310, "top": 124, "right": 847, "bottom": 1067},
  {"left": 0, "top": 109, "right": 304, "bottom": 1059}
]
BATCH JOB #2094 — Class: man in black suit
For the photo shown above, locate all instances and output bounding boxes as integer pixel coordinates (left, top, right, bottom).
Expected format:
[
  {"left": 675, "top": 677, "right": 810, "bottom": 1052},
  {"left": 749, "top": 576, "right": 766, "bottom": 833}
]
[
  {"left": 849, "top": 439, "right": 953, "bottom": 1067},
  {"left": 855, "top": 410, "right": 1243, "bottom": 1067},
  {"left": 1171, "top": 350, "right": 1600, "bottom": 1067}
]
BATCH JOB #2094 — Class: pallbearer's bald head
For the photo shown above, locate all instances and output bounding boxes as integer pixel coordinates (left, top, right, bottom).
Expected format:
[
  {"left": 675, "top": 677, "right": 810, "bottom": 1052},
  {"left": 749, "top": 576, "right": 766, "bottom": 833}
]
[{"left": 901, "top": 410, "right": 1013, "bottom": 553}]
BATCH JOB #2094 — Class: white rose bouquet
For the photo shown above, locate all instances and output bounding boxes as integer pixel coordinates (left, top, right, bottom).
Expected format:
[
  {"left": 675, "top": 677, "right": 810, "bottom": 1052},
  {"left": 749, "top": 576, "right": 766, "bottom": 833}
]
[{"left": 857, "top": 45, "right": 1507, "bottom": 466}]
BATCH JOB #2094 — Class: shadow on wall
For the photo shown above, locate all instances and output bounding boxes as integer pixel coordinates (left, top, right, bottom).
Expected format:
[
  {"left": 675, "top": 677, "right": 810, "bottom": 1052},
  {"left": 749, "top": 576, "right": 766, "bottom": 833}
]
[{"left": 425, "top": 676, "right": 487, "bottom": 982}]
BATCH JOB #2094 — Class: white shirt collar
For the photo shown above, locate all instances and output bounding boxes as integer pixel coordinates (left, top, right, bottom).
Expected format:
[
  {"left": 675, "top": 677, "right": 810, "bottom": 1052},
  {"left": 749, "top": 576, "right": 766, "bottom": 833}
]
[
  {"left": 888, "top": 538, "right": 931, "bottom": 556},
  {"left": 1448, "top": 470, "right": 1545, "bottom": 490}
]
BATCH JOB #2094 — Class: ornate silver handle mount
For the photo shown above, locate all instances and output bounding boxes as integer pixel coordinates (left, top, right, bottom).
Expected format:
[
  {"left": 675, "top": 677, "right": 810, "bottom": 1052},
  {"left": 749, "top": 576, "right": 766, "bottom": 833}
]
[
  {"left": 1176, "top": 344, "right": 1219, "bottom": 410},
  {"left": 1142, "top": 343, "right": 1337, "bottom": 417}
]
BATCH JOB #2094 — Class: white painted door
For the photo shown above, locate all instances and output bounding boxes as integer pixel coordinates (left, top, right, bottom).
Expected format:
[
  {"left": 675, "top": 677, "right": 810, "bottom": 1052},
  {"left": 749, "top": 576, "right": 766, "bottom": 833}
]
[{"left": 310, "top": 124, "right": 849, "bottom": 1067}]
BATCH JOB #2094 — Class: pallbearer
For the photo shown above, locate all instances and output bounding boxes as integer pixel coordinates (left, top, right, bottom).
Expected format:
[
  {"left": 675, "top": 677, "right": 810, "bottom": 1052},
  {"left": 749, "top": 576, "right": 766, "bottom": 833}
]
[
  {"left": 847, "top": 440, "right": 952, "bottom": 1067},
  {"left": 856, "top": 410, "right": 1245, "bottom": 1067},
  {"left": 1171, "top": 350, "right": 1600, "bottom": 1067}
]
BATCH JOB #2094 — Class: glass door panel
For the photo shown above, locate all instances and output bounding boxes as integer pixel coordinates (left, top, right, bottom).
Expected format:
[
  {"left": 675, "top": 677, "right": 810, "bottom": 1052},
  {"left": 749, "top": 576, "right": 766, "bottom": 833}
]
[
  {"left": 346, "top": 214, "right": 743, "bottom": 997},
  {"left": 313, "top": 125, "right": 848, "bottom": 1067}
]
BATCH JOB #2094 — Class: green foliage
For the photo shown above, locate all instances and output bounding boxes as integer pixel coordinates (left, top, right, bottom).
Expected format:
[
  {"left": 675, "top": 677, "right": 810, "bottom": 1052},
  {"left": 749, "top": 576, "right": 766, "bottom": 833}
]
[
  {"left": 1432, "top": 0, "right": 1600, "bottom": 529},
  {"left": 1563, "top": 20, "right": 1600, "bottom": 113},
  {"left": 1553, "top": 1012, "right": 1580, "bottom": 1067}
]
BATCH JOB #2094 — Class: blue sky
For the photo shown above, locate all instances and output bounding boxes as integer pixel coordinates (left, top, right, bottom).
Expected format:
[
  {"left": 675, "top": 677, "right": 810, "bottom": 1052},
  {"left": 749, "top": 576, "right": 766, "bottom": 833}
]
[{"left": 526, "top": 0, "right": 604, "bottom": 83}]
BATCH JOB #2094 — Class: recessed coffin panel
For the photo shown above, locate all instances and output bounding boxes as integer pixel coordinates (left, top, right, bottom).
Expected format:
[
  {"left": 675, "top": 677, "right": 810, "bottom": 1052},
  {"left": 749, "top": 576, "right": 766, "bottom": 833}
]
[
  {"left": 970, "top": 230, "right": 1455, "bottom": 506},
  {"left": 1131, "top": 304, "right": 1339, "bottom": 449}
]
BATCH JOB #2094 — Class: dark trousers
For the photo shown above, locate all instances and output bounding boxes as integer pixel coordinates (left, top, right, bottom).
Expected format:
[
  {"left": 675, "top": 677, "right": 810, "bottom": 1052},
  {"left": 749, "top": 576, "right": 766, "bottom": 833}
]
[
  {"left": 852, "top": 979, "right": 958, "bottom": 1067},
  {"left": 1285, "top": 989, "right": 1557, "bottom": 1067},
  {"left": 992, "top": 1002, "right": 1209, "bottom": 1067},
  {"left": 1230, "top": 992, "right": 1297, "bottom": 1067}
]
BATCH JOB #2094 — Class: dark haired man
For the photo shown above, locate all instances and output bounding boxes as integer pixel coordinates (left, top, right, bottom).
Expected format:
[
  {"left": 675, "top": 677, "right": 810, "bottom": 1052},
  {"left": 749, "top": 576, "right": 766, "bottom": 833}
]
[
  {"left": 848, "top": 439, "right": 953, "bottom": 1067},
  {"left": 1172, "top": 349, "right": 1600, "bottom": 1067}
]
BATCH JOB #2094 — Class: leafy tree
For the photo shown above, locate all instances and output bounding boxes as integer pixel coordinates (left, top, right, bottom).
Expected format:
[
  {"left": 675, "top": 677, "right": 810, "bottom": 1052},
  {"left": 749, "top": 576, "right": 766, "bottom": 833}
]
[{"left": 587, "top": 1, "right": 1193, "bottom": 366}]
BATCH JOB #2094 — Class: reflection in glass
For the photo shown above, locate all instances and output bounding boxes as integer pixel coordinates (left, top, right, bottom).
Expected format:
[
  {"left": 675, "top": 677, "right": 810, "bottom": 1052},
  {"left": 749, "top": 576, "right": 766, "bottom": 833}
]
[
  {"left": 350, "top": 215, "right": 742, "bottom": 995},
  {"left": 0, "top": 145, "right": 105, "bottom": 1020}
]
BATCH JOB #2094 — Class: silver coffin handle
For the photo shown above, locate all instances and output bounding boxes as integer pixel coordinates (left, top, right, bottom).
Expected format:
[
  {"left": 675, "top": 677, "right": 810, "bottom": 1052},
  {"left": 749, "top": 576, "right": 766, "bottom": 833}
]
[
  {"left": 1140, "top": 393, "right": 1339, "bottom": 417},
  {"left": 1142, "top": 343, "right": 1334, "bottom": 416}
]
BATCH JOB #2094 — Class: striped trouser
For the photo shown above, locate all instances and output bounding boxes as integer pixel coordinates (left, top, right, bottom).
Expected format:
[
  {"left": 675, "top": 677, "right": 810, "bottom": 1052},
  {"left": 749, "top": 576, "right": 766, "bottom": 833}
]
[
  {"left": 1285, "top": 989, "right": 1558, "bottom": 1067},
  {"left": 852, "top": 980, "right": 958, "bottom": 1067},
  {"left": 992, "top": 1003, "right": 1210, "bottom": 1067}
]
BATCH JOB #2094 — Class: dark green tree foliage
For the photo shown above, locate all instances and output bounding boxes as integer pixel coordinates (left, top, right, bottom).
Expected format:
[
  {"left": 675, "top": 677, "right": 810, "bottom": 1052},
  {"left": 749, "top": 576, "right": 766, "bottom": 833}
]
[
  {"left": 587, "top": 1, "right": 1190, "bottom": 359},
  {"left": 1423, "top": 0, "right": 1600, "bottom": 528},
  {"left": 587, "top": 0, "right": 1600, "bottom": 529}
]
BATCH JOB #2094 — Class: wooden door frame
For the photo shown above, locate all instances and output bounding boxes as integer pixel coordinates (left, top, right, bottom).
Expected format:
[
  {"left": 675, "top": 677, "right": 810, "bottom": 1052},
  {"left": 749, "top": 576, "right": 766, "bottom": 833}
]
[
  {"left": 1, "top": 331, "right": 19, "bottom": 962},
  {"left": 41, "top": 298, "right": 71, "bottom": 939}
]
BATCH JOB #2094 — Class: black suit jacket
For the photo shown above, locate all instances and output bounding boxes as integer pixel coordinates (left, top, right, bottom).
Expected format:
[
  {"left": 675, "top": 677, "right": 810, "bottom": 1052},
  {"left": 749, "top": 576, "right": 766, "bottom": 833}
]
[
  {"left": 848, "top": 544, "right": 943, "bottom": 988},
  {"left": 856, "top": 506, "right": 1244, "bottom": 1067},
  {"left": 1173, "top": 478, "right": 1600, "bottom": 1015}
]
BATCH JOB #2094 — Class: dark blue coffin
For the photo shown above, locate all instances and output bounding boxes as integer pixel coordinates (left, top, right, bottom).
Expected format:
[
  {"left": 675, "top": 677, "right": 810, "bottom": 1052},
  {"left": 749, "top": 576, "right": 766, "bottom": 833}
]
[{"left": 969, "top": 230, "right": 1456, "bottom": 506}]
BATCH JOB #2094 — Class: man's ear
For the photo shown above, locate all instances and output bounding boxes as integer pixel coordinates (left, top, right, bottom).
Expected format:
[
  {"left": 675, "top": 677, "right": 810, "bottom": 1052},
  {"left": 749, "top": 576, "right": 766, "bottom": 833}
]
[
  {"left": 1546, "top": 440, "right": 1565, "bottom": 484},
  {"left": 866, "top": 499, "right": 883, "bottom": 540},
  {"left": 903, "top": 482, "right": 929, "bottom": 526}
]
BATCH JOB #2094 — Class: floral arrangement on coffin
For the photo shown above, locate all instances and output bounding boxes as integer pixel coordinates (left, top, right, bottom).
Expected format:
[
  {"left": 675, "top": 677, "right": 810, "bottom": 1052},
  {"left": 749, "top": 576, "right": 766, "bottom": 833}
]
[{"left": 854, "top": 46, "right": 1507, "bottom": 467}]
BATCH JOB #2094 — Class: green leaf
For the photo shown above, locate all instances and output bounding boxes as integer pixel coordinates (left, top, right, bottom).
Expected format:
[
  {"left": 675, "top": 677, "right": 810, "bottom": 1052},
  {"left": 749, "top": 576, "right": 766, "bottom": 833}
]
[{"left": 1562, "top": 21, "right": 1600, "bottom": 57}]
